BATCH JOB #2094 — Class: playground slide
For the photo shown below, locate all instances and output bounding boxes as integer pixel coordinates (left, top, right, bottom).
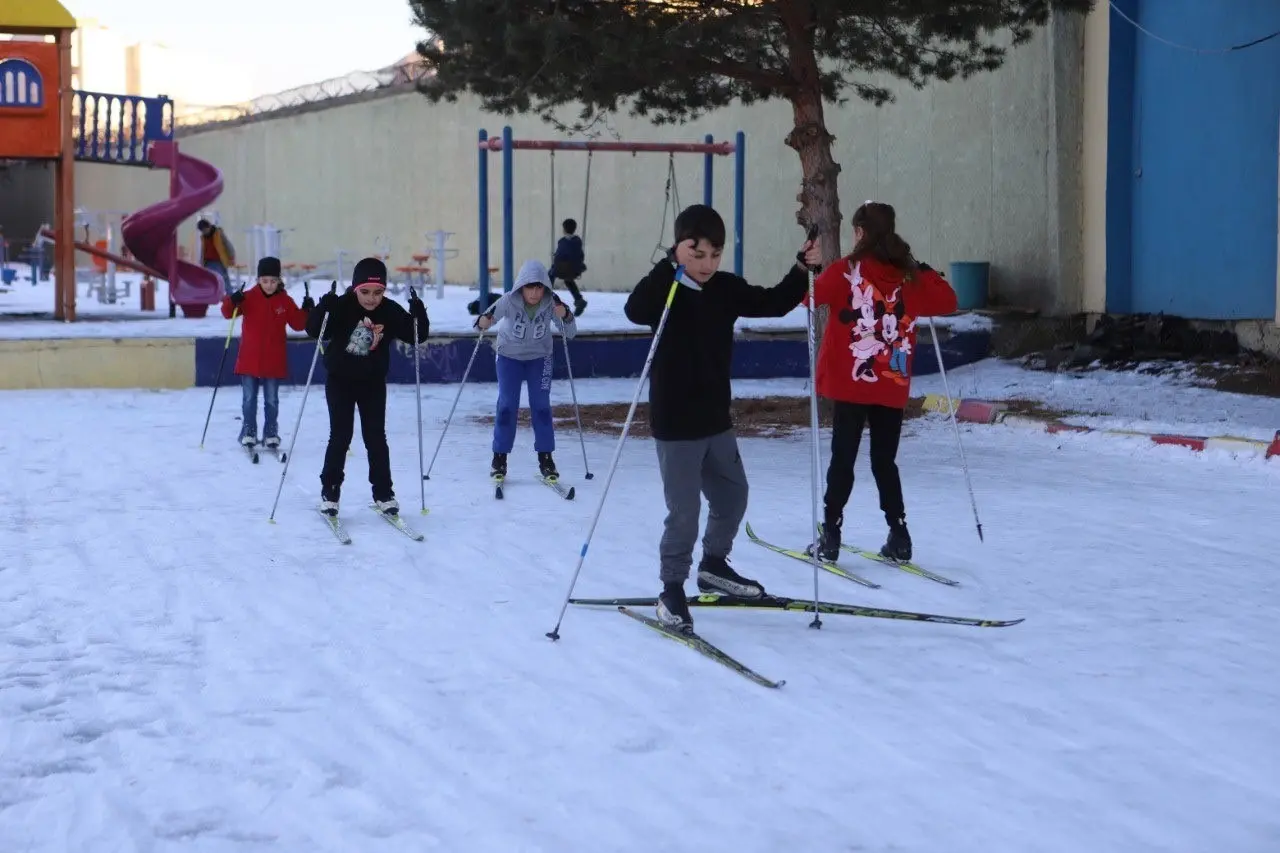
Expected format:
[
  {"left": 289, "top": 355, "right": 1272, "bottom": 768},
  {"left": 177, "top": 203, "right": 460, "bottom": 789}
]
[{"left": 121, "top": 140, "right": 225, "bottom": 306}]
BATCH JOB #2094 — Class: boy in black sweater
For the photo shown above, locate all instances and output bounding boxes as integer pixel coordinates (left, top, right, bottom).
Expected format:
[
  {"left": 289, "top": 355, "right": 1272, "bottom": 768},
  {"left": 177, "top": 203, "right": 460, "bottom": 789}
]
[
  {"left": 624, "top": 204, "right": 820, "bottom": 631},
  {"left": 306, "top": 257, "right": 429, "bottom": 517}
]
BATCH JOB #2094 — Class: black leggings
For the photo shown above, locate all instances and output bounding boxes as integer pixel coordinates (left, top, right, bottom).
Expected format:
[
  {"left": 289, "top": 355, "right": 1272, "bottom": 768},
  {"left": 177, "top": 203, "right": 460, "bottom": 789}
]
[
  {"left": 823, "top": 402, "right": 906, "bottom": 525},
  {"left": 320, "top": 377, "right": 393, "bottom": 501}
]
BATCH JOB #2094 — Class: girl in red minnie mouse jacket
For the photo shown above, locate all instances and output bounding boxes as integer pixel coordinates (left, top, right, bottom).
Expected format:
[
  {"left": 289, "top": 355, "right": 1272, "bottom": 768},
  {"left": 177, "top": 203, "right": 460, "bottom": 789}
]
[
  {"left": 220, "top": 257, "right": 313, "bottom": 450},
  {"left": 804, "top": 201, "right": 957, "bottom": 564}
]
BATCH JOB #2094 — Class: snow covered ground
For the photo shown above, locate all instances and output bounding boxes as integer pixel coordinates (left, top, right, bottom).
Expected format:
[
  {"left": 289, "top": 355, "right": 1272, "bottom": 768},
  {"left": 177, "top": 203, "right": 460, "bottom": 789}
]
[
  {"left": 1, "top": 364, "right": 1278, "bottom": 852},
  {"left": 913, "top": 358, "right": 1280, "bottom": 442},
  {"left": 0, "top": 272, "right": 993, "bottom": 339}
]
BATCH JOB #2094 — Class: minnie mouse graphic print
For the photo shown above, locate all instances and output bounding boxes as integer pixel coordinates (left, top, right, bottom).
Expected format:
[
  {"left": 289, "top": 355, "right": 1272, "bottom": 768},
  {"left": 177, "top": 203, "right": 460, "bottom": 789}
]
[{"left": 807, "top": 255, "right": 957, "bottom": 409}]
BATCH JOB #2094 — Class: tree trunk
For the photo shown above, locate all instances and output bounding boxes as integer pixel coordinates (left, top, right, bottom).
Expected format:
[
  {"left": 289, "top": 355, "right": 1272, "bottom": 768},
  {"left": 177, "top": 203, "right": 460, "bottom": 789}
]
[
  {"left": 781, "top": 2, "right": 843, "bottom": 377},
  {"left": 785, "top": 89, "right": 843, "bottom": 266}
]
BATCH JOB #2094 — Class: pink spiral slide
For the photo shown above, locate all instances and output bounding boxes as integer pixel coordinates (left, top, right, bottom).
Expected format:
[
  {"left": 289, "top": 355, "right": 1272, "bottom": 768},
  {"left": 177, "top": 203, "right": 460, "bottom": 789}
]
[{"left": 121, "top": 140, "right": 226, "bottom": 315}]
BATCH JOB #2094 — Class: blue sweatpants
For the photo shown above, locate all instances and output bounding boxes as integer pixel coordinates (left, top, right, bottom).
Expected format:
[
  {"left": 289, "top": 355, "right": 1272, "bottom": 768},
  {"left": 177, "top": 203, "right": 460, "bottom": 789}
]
[{"left": 493, "top": 353, "right": 555, "bottom": 453}]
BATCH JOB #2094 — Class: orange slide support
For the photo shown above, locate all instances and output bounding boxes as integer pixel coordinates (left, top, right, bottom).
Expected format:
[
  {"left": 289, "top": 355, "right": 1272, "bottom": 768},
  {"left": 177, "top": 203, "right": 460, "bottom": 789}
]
[{"left": 39, "top": 227, "right": 162, "bottom": 310}]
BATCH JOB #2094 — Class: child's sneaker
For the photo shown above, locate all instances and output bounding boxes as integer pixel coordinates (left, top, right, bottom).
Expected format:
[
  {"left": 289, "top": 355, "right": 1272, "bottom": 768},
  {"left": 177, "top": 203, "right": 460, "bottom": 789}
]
[
  {"left": 696, "top": 554, "right": 765, "bottom": 598},
  {"left": 320, "top": 485, "right": 340, "bottom": 516},
  {"left": 240, "top": 435, "right": 257, "bottom": 447},
  {"left": 656, "top": 582, "right": 693, "bottom": 632},
  {"left": 537, "top": 451, "right": 558, "bottom": 479},
  {"left": 573, "top": 298, "right": 587, "bottom": 317},
  {"left": 491, "top": 452, "right": 507, "bottom": 478},
  {"left": 263, "top": 436, "right": 281, "bottom": 449},
  {"left": 374, "top": 497, "right": 399, "bottom": 516},
  {"left": 880, "top": 517, "right": 912, "bottom": 562}
]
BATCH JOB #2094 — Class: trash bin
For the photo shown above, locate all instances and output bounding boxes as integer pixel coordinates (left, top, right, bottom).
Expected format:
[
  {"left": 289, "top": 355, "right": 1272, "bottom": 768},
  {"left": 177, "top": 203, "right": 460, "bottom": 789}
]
[{"left": 948, "top": 261, "right": 990, "bottom": 310}]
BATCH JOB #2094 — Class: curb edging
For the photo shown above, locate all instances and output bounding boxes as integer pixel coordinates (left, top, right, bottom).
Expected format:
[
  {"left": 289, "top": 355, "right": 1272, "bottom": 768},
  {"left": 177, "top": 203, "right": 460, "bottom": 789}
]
[{"left": 918, "top": 395, "right": 1280, "bottom": 461}]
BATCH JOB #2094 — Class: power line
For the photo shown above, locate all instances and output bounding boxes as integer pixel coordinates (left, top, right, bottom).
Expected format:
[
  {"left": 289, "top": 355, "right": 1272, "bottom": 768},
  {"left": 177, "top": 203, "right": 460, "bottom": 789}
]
[{"left": 1108, "top": 0, "right": 1280, "bottom": 54}]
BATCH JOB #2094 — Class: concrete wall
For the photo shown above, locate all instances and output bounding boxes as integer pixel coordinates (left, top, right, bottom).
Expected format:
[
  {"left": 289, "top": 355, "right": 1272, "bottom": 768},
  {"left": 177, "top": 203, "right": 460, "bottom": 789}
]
[
  {"left": 0, "top": 328, "right": 990, "bottom": 390},
  {"left": 74, "top": 19, "right": 1089, "bottom": 314},
  {"left": 1081, "top": 5, "right": 1110, "bottom": 315}
]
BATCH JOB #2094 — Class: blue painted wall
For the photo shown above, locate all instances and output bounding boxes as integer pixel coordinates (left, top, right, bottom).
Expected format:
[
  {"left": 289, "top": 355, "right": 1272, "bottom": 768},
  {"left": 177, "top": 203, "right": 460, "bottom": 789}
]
[
  {"left": 194, "top": 332, "right": 991, "bottom": 388},
  {"left": 1108, "top": 0, "right": 1280, "bottom": 319}
]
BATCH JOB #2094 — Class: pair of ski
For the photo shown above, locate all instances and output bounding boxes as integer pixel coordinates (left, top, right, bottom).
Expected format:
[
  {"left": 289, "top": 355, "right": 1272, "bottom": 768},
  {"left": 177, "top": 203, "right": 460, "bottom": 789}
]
[
  {"left": 744, "top": 522, "right": 959, "bottom": 589},
  {"left": 492, "top": 474, "right": 576, "bottom": 501},
  {"left": 573, "top": 593, "right": 1024, "bottom": 690},
  {"left": 243, "top": 442, "right": 286, "bottom": 465},
  {"left": 317, "top": 505, "right": 426, "bottom": 545}
]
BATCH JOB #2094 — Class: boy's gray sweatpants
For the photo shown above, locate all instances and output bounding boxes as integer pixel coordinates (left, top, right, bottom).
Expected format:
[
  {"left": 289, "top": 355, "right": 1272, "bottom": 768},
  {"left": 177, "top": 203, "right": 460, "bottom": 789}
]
[{"left": 654, "top": 429, "right": 749, "bottom": 584}]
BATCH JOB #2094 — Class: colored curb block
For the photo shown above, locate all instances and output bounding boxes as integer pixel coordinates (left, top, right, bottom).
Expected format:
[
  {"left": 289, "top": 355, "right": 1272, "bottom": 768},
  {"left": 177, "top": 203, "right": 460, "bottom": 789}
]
[{"left": 917, "top": 395, "right": 1278, "bottom": 461}]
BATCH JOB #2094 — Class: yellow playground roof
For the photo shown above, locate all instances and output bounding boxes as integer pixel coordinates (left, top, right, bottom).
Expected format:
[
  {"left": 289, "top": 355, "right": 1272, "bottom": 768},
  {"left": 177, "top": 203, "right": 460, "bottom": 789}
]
[{"left": 0, "top": 0, "right": 77, "bottom": 32}]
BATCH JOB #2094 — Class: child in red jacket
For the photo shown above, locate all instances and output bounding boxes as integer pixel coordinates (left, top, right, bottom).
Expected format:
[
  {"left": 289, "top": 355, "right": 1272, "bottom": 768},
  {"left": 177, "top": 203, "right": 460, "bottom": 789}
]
[
  {"left": 805, "top": 201, "right": 958, "bottom": 563},
  {"left": 220, "top": 257, "right": 313, "bottom": 449}
]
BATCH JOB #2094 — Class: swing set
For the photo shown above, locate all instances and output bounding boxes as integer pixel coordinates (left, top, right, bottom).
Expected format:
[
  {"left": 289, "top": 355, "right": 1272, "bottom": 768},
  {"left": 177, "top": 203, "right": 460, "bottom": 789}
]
[{"left": 476, "top": 126, "right": 746, "bottom": 307}]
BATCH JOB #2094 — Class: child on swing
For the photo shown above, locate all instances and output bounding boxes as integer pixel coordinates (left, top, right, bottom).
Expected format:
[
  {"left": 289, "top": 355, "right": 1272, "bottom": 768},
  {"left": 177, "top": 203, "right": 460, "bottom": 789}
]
[
  {"left": 806, "top": 201, "right": 957, "bottom": 564},
  {"left": 476, "top": 259, "right": 577, "bottom": 483}
]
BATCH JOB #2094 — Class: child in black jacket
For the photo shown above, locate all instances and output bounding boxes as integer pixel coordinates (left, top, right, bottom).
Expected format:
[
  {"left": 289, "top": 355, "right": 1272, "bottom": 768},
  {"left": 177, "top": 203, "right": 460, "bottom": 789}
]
[
  {"left": 623, "top": 204, "right": 820, "bottom": 632},
  {"left": 306, "top": 257, "right": 429, "bottom": 517}
]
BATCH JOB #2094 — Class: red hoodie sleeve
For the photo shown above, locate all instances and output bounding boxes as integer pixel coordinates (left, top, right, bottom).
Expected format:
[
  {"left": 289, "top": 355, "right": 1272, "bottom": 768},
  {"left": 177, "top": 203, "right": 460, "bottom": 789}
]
[
  {"left": 906, "top": 267, "right": 958, "bottom": 317},
  {"left": 219, "top": 294, "right": 237, "bottom": 320},
  {"left": 284, "top": 295, "right": 308, "bottom": 332},
  {"left": 802, "top": 259, "right": 848, "bottom": 309}
]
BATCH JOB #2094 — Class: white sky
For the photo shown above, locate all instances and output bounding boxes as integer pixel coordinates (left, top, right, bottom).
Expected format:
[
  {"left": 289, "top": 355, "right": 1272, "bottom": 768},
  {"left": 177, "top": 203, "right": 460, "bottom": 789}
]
[{"left": 64, "top": 0, "right": 426, "bottom": 96}]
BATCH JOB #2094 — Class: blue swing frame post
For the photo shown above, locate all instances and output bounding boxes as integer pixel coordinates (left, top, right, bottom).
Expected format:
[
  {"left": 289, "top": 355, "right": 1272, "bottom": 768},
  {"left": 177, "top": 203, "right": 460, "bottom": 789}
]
[{"left": 476, "top": 126, "right": 745, "bottom": 305}]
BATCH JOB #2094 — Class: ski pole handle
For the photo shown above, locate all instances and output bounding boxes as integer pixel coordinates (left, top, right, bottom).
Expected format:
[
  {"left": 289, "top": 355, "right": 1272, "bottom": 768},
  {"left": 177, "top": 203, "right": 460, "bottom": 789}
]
[{"left": 797, "top": 224, "right": 821, "bottom": 271}]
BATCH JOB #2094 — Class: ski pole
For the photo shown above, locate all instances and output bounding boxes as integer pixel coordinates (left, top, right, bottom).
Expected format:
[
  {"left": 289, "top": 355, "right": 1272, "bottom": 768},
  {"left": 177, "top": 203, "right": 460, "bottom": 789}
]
[
  {"left": 800, "top": 225, "right": 823, "bottom": 629},
  {"left": 199, "top": 301, "right": 239, "bottom": 449},
  {"left": 423, "top": 322, "right": 490, "bottom": 480},
  {"left": 554, "top": 294, "right": 593, "bottom": 480},
  {"left": 410, "top": 288, "right": 428, "bottom": 514},
  {"left": 546, "top": 266, "right": 685, "bottom": 641},
  {"left": 926, "top": 315, "right": 984, "bottom": 542},
  {"left": 269, "top": 311, "right": 330, "bottom": 523}
]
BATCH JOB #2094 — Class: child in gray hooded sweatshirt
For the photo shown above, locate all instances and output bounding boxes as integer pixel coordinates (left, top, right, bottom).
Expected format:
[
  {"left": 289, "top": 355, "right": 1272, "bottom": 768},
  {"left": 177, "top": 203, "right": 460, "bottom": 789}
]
[{"left": 476, "top": 259, "right": 577, "bottom": 481}]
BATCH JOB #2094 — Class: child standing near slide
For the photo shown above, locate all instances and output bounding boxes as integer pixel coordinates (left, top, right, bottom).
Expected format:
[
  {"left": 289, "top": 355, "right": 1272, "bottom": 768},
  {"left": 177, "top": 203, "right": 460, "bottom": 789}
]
[
  {"left": 476, "top": 259, "right": 576, "bottom": 485},
  {"left": 220, "top": 256, "right": 312, "bottom": 451}
]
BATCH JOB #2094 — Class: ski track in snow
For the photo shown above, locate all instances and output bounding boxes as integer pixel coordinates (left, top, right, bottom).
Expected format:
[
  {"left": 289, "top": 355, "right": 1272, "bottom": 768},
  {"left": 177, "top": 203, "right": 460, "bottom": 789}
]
[{"left": 0, "top": 374, "right": 1278, "bottom": 852}]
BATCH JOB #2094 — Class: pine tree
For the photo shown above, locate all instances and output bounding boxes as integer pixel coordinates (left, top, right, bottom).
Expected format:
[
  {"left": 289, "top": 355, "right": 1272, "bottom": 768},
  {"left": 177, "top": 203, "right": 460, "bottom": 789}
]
[{"left": 409, "top": 0, "right": 1094, "bottom": 264}]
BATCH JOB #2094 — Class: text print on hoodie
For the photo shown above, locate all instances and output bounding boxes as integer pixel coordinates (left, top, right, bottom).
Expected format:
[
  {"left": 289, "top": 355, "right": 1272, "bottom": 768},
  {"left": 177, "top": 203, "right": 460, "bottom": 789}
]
[{"left": 487, "top": 260, "right": 577, "bottom": 360}]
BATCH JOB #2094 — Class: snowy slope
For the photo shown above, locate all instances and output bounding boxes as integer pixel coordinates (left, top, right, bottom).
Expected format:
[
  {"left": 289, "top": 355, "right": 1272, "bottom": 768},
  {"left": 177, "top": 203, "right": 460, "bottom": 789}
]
[{"left": 1, "top": 372, "right": 1278, "bottom": 852}]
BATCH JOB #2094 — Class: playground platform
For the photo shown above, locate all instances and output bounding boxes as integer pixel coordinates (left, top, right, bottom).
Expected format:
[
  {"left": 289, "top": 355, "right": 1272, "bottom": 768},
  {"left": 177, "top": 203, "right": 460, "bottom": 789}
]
[{"left": 0, "top": 276, "right": 994, "bottom": 390}]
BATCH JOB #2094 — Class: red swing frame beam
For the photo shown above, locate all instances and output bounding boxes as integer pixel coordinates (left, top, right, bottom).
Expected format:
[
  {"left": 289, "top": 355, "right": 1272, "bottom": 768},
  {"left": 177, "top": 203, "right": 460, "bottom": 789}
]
[
  {"left": 477, "top": 125, "right": 746, "bottom": 301},
  {"left": 479, "top": 137, "right": 736, "bottom": 155}
]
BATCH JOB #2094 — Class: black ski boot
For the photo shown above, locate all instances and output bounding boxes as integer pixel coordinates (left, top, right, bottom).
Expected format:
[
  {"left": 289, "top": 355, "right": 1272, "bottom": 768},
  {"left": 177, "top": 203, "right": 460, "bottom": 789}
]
[
  {"left": 805, "top": 514, "right": 843, "bottom": 562},
  {"left": 320, "top": 484, "right": 341, "bottom": 516},
  {"left": 881, "top": 517, "right": 912, "bottom": 562},
  {"left": 491, "top": 452, "right": 508, "bottom": 479},
  {"left": 696, "top": 554, "right": 765, "bottom": 598},
  {"left": 537, "top": 451, "right": 559, "bottom": 480},
  {"left": 656, "top": 582, "right": 693, "bottom": 632}
]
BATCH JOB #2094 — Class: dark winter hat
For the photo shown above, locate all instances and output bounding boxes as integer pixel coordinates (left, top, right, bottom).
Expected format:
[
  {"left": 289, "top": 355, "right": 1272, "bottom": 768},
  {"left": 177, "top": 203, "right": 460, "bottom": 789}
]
[
  {"left": 352, "top": 257, "right": 387, "bottom": 290},
  {"left": 257, "top": 256, "right": 281, "bottom": 278}
]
